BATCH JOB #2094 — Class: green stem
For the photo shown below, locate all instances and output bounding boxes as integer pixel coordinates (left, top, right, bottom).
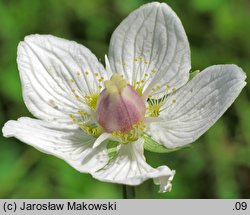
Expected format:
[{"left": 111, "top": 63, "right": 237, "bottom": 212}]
[{"left": 122, "top": 185, "right": 135, "bottom": 199}]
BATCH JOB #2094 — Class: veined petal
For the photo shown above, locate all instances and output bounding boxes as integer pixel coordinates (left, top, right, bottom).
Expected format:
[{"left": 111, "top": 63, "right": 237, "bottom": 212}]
[
  {"left": 18, "top": 34, "right": 109, "bottom": 123},
  {"left": 108, "top": 2, "right": 190, "bottom": 97},
  {"left": 92, "top": 138, "right": 175, "bottom": 192},
  {"left": 147, "top": 65, "right": 246, "bottom": 148},
  {"left": 2, "top": 117, "right": 108, "bottom": 173}
]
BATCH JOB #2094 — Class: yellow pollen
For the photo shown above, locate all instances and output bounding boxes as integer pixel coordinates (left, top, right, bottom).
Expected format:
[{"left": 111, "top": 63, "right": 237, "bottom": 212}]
[
  {"left": 71, "top": 79, "right": 75, "bottom": 83},
  {"left": 152, "top": 69, "right": 157, "bottom": 74},
  {"left": 95, "top": 73, "right": 99, "bottom": 76},
  {"left": 111, "top": 120, "right": 146, "bottom": 143},
  {"left": 85, "top": 71, "right": 89, "bottom": 75},
  {"left": 172, "top": 99, "right": 176, "bottom": 103},
  {"left": 166, "top": 84, "right": 170, "bottom": 89}
]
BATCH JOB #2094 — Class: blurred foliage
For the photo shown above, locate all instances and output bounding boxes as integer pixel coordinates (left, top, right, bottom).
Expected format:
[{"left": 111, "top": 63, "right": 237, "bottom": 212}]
[{"left": 0, "top": 0, "right": 249, "bottom": 198}]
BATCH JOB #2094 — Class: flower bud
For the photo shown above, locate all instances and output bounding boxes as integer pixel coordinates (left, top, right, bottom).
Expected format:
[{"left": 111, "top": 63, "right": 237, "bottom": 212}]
[{"left": 96, "top": 73, "right": 146, "bottom": 133}]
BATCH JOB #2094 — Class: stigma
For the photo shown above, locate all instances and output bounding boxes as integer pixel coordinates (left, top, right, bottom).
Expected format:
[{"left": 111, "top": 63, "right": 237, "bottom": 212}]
[{"left": 96, "top": 73, "right": 146, "bottom": 134}]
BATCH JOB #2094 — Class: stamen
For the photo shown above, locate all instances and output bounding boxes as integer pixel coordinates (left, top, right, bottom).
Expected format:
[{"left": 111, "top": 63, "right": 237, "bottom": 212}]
[
  {"left": 111, "top": 121, "right": 146, "bottom": 143},
  {"left": 147, "top": 96, "right": 167, "bottom": 117},
  {"left": 69, "top": 110, "right": 102, "bottom": 138},
  {"left": 147, "top": 95, "right": 177, "bottom": 117}
]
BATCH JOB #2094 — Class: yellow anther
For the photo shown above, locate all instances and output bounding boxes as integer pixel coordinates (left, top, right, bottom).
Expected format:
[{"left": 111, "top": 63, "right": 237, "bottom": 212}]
[
  {"left": 85, "top": 71, "right": 89, "bottom": 75},
  {"left": 122, "top": 63, "right": 126, "bottom": 67},
  {"left": 166, "top": 84, "right": 170, "bottom": 89},
  {"left": 110, "top": 121, "right": 145, "bottom": 143},
  {"left": 144, "top": 61, "right": 148, "bottom": 64},
  {"left": 71, "top": 79, "right": 75, "bottom": 83},
  {"left": 172, "top": 88, "right": 176, "bottom": 92},
  {"left": 144, "top": 73, "right": 149, "bottom": 77},
  {"left": 76, "top": 72, "right": 80, "bottom": 76},
  {"left": 71, "top": 89, "right": 75, "bottom": 93},
  {"left": 95, "top": 73, "right": 99, "bottom": 76},
  {"left": 156, "top": 85, "right": 161, "bottom": 89},
  {"left": 152, "top": 88, "right": 156, "bottom": 92},
  {"left": 172, "top": 99, "right": 176, "bottom": 103},
  {"left": 134, "top": 58, "right": 138, "bottom": 62},
  {"left": 141, "top": 80, "right": 145, "bottom": 84},
  {"left": 152, "top": 69, "right": 157, "bottom": 74},
  {"left": 139, "top": 56, "right": 143, "bottom": 60}
]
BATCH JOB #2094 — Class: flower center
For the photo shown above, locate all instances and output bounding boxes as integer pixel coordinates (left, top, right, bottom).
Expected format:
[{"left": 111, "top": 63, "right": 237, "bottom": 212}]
[{"left": 96, "top": 73, "right": 146, "bottom": 142}]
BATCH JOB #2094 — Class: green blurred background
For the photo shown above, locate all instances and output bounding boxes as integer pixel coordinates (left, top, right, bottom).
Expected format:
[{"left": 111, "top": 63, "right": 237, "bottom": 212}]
[{"left": 0, "top": 0, "right": 249, "bottom": 198}]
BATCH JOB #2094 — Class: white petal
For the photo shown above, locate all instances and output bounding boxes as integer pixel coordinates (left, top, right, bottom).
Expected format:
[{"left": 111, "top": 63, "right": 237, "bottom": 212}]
[
  {"left": 92, "top": 132, "right": 111, "bottom": 148},
  {"left": 18, "top": 34, "right": 109, "bottom": 123},
  {"left": 2, "top": 117, "right": 108, "bottom": 173},
  {"left": 92, "top": 138, "right": 175, "bottom": 192},
  {"left": 108, "top": 2, "right": 190, "bottom": 97},
  {"left": 147, "top": 64, "right": 246, "bottom": 148}
]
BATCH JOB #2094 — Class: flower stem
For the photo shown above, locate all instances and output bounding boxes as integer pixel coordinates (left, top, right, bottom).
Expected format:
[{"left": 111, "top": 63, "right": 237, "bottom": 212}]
[{"left": 122, "top": 185, "right": 135, "bottom": 199}]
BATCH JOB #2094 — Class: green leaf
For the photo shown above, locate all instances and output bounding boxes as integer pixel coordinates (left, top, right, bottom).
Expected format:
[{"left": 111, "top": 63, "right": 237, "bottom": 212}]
[
  {"left": 142, "top": 133, "right": 191, "bottom": 153},
  {"left": 189, "top": 70, "right": 200, "bottom": 80},
  {"left": 106, "top": 140, "right": 119, "bottom": 162}
]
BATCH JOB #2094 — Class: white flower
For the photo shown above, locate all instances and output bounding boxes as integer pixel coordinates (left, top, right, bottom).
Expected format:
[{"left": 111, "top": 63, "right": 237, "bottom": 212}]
[{"left": 2, "top": 2, "right": 246, "bottom": 193}]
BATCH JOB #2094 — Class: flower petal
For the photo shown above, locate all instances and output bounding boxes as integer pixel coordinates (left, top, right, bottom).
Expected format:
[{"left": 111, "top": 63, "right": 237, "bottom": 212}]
[
  {"left": 18, "top": 34, "right": 109, "bottom": 123},
  {"left": 2, "top": 117, "right": 108, "bottom": 173},
  {"left": 92, "top": 138, "right": 175, "bottom": 192},
  {"left": 147, "top": 64, "right": 246, "bottom": 148},
  {"left": 108, "top": 2, "right": 190, "bottom": 97}
]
